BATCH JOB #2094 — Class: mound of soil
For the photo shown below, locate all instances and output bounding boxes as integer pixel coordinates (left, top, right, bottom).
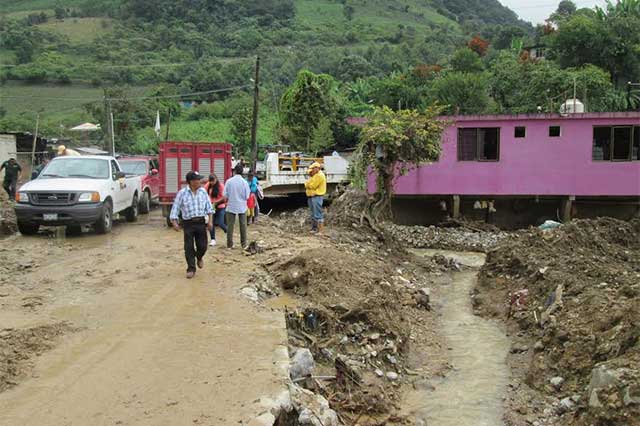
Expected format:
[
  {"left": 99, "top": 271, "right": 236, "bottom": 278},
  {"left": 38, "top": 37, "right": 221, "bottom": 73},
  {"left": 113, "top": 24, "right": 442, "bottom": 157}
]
[
  {"left": 325, "top": 188, "right": 371, "bottom": 227},
  {"left": 265, "top": 243, "right": 450, "bottom": 424},
  {"left": 476, "top": 218, "right": 640, "bottom": 426},
  {"left": 1, "top": 323, "right": 75, "bottom": 392}
]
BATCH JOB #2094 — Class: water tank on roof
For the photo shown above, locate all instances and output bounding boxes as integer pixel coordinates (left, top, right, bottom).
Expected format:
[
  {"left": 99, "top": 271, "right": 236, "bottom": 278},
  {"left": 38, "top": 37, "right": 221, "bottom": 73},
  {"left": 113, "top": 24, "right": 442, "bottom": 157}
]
[{"left": 560, "top": 98, "right": 585, "bottom": 114}]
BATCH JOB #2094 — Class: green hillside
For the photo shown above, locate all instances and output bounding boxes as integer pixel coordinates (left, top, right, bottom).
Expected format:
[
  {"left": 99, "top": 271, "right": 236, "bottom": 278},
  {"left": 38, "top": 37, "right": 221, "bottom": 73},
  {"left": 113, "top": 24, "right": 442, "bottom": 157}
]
[{"left": 0, "top": 0, "right": 537, "bottom": 153}]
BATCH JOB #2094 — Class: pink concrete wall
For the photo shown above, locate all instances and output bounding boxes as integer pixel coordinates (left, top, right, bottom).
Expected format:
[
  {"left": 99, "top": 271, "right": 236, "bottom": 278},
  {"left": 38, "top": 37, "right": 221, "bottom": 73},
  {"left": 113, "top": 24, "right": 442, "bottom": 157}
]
[{"left": 379, "top": 113, "right": 640, "bottom": 197}]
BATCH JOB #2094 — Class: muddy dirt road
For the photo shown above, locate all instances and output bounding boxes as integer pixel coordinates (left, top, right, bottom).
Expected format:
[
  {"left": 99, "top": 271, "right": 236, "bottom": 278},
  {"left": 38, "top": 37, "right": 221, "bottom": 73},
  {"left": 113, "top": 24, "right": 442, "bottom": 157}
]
[{"left": 0, "top": 212, "right": 288, "bottom": 425}]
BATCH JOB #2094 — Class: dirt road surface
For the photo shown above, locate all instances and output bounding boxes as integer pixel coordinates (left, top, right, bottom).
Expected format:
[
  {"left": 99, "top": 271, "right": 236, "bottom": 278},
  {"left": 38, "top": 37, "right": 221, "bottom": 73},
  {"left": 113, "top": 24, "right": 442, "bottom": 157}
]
[{"left": 0, "top": 212, "right": 288, "bottom": 425}]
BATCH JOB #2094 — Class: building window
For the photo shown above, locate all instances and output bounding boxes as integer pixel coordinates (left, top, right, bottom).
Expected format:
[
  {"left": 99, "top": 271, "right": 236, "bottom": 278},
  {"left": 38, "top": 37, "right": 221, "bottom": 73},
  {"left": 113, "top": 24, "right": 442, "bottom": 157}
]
[
  {"left": 593, "top": 126, "right": 639, "bottom": 161},
  {"left": 549, "top": 126, "right": 561, "bottom": 137},
  {"left": 514, "top": 127, "right": 526, "bottom": 138},
  {"left": 457, "top": 128, "right": 500, "bottom": 161}
]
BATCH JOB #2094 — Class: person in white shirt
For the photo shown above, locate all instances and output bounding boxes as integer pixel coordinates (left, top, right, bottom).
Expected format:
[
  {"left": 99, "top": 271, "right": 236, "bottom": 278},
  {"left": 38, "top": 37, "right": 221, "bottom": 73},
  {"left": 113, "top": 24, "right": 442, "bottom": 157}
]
[{"left": 223, "top": 164, "right": 250, "bottom": 249}]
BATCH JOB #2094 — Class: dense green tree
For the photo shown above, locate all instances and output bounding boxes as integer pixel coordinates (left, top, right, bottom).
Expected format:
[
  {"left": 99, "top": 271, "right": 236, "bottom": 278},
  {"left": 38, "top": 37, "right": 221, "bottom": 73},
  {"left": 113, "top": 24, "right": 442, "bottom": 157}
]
[
  {"left": 551, "top": 15, "right": 609, "bottom": 70},
  {"left": 231, "top": 107, "right": 252, "bottom": 156},
  {"left": 549, "top": 0, "right": 578, "bottom": 24},
  {"left": 431, "top": 72, "right": 491, "bottom": 114},
  {"left": 337, "top": 55, "right": 375, "bottom": 81},
  {"left": 551, "top": 9, "right": 640, "bottom": 84},
  {"left": 280, "top": 70, "right": 339, "bottom": 151},
  {"left": 309, "top": 118, "right": 336, "bottom": 155},
  {"left": 450, "top": 48, "right": 484, "bottom": 73},
  {"left": 356, "top": 106, "right": 445, "bottom": 221}
]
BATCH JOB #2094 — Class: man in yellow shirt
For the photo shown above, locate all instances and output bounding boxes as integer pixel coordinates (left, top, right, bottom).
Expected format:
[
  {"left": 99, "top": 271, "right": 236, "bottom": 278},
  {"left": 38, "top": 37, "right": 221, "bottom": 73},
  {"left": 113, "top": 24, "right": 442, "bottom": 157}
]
[{"left": 304, "top": 162, "right": 327, "bottom": 234}]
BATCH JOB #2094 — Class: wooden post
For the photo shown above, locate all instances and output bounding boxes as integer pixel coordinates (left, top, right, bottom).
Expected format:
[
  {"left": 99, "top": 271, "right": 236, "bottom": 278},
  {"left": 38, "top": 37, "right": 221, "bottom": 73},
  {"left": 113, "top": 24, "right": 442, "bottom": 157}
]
[
  {"left": 250, "top": 56, "right": 260, "bottom": 174},
  {"left": 31, "top": 113, "right": 40, "bottom": 167},
  {"left": 452, "top": 195, "right": 461, "bottom": 219}
]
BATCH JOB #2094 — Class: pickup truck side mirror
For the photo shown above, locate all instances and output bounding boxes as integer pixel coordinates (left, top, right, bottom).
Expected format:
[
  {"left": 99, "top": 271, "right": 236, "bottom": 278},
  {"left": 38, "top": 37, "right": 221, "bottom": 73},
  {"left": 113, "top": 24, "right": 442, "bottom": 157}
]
[
  {"left": 150, "top": 168, "right": 159, "bottom": 176},
  {"left": 114, "top": 171, "right": 126, "bottom": 180}
]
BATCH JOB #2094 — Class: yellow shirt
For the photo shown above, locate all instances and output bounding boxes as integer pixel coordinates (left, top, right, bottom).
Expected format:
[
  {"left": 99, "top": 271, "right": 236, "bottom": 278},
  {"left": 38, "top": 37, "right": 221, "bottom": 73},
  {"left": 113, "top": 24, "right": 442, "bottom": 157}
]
[{"left": 305, "top": 171, "right": 326, "bottom": 197}]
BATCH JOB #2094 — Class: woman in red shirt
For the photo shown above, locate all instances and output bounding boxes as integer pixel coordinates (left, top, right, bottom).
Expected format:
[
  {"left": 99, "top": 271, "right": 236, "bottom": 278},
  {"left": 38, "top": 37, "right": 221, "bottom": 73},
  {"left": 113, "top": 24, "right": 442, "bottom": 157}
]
[{"left": 204, "top": 174, "right": 227, "bottom": 246}]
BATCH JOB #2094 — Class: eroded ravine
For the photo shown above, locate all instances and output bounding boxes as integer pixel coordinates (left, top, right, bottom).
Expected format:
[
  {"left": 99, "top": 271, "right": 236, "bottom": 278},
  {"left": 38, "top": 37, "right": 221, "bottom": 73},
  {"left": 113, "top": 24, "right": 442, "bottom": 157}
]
[{"left": 408, "top": 250, "right": 510, "bottom": 426}]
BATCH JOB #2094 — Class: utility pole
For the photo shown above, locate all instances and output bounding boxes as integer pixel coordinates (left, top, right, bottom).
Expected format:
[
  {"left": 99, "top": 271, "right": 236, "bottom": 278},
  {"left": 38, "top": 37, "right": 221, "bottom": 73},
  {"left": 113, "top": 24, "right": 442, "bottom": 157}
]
[
  {"left": 165, "top": 111, "right": 171, "bottom": 141},
  {"left": 104, "top": 92, "right": 114, "bottom": 156},
  {"left": 250, "top": 56, "right": 260, "bottom": 174},
  {"left": 110, "top": 111, "right": 115, "bottom": 157},
  {"left": 31, "top": 113, "right": 40, "bottom": 166}
]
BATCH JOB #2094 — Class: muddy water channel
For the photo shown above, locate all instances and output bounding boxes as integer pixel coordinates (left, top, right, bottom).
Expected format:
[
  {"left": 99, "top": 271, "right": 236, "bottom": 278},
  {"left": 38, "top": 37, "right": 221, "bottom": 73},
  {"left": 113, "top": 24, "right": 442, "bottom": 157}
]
[{"left": 408, "top": 250, "right": 510, "bottom": 426}]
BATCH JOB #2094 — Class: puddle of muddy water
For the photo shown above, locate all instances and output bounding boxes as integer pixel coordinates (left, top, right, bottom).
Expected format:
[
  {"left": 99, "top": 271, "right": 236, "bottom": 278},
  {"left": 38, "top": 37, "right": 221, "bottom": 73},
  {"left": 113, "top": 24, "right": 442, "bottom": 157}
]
[
  {"left": 265, "top": 292, "right": 299, "bottom": 310},
  {"left": 406, "top": 251, "right": 510, "bottom": 426}
]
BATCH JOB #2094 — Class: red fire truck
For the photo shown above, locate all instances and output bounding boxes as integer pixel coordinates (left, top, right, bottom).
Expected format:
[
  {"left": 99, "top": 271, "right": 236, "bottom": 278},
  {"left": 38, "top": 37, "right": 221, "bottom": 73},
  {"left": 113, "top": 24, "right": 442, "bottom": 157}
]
[{"left": 159, "top": 141, "right": 233, "bottom": 225}]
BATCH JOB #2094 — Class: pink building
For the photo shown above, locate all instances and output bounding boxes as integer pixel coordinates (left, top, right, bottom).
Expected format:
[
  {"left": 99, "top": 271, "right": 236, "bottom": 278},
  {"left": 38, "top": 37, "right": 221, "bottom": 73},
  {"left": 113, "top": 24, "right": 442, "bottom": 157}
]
[{"left": 370, "top": 112, "right": 640, "bottom": 225}]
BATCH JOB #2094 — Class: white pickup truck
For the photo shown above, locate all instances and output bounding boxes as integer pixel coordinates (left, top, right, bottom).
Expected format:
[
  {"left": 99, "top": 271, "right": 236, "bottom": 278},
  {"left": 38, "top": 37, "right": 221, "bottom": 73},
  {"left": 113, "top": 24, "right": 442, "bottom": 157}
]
[{"left": 14, "top": 155, "right": 142, "bottom": 235}]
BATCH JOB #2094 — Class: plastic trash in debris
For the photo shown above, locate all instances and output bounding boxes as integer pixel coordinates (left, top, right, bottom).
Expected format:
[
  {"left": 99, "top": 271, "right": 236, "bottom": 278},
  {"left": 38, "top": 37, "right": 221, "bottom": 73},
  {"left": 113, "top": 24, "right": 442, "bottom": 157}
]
[{"left": 539, "top": 220, "right": 562, "bottom": 230}]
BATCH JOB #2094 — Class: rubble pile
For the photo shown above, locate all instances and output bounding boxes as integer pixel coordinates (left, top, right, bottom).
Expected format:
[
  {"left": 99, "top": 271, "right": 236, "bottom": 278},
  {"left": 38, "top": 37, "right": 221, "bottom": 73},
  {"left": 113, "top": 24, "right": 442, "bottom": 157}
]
[
  {"left": 388, "top": 223, "right": 510, "bottom": 252},
  {"left": 477, "top": 218, "right": 640, "bottom": 426},
  {"left": 325, "top": 188, "right": 370, "bottom": 227},
  {"left": 263, "top": 246, "right": 445, "bottom": 424},
  {"left": 0, "top": 190, "right": 17, "bottom": 236}
]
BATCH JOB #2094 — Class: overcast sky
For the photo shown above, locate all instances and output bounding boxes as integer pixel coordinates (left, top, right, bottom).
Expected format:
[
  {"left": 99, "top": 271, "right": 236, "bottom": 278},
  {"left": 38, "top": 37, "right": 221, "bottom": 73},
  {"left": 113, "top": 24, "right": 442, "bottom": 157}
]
[{"left": 499, "top": 0, "right": 607, "bottom": 24}]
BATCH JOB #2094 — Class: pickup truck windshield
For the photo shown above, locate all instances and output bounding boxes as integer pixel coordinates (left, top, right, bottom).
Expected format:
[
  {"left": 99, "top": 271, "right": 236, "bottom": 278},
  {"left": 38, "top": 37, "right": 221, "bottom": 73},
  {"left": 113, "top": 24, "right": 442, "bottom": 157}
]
[
  {"left": 119, "top": 161, "right": 147, "bottom": 176},
  {"left": 41, "top": 158, "right": 110, "bottom": 179}
]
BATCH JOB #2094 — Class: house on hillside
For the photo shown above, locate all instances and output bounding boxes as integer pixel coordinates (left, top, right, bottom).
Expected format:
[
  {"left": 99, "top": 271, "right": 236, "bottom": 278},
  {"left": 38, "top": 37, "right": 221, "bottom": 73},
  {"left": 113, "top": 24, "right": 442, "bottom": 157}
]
[
  {"left": 371, "top": 112, "right": 640, "bottom": 227},
  {"left": 524, "top": 44, "right": 547, "bottom": 61}
]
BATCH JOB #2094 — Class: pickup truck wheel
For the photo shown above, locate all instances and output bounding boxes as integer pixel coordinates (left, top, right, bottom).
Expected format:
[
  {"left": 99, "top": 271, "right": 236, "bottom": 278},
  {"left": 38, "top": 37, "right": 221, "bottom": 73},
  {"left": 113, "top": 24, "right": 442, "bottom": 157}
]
[
  {"left": 17, "top": 222, "right": 39, "bottom": 236},
  {"left": 95, "top": 201, "right": 113, "bottom": 234},
  {"left": 139, "top": 190, "right": 150, "bottom": 214},
  {"left": 125, "top": 195, "right": 139, "bottom": 222}
]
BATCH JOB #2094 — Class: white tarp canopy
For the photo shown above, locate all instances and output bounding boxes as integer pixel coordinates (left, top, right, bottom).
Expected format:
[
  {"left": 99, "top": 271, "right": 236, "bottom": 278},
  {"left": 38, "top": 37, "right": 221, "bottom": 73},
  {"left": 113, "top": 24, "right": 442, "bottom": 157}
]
[{"left": 70, "top": 122, "right": 101, "bottom": 132}]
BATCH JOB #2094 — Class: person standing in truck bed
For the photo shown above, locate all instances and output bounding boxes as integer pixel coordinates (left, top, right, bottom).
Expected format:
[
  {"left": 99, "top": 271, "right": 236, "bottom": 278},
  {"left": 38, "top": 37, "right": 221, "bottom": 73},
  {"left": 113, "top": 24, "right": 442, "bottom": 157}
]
[{"left": 170, "top": 171, "right": 214, "bottom": 279}]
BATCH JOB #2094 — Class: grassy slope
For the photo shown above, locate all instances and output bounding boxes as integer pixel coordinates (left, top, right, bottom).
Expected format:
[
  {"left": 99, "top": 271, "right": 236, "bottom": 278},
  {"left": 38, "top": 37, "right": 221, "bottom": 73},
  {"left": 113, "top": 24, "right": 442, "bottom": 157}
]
[
  {"left": 1, "top": 0, "right": 85, "bottom": 13},
  {"left": 38, "top": 17, "right": 113, "bottom": 43},
  {"left": 0, "top": 0, "right": 514, "bottom": 150}
]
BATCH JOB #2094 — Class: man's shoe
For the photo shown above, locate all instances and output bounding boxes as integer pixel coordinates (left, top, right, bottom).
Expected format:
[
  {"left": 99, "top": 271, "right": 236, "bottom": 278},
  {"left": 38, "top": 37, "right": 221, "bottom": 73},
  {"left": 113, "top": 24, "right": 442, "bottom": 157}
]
[
  {"left": 186, "top": 271, "right": 195, "bottom": 279},
  {"left": 197, "top": 258, "right": 204, "bottom": 269},
  {"left": 209, "top": 239, "right": 217, "bottom": 247}
]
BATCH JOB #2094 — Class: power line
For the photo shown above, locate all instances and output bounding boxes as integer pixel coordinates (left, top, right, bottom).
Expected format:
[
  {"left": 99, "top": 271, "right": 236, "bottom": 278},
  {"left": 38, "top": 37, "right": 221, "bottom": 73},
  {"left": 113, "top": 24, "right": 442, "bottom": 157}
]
[
  {"left": 0, "top": 84, "right": 252, "bottom": 102},
  {"left": 0, "top": 57, "right": 253, "bottom": 69},
  {"left": 109, "top": 85, "right": 252, "bottom": 101}
]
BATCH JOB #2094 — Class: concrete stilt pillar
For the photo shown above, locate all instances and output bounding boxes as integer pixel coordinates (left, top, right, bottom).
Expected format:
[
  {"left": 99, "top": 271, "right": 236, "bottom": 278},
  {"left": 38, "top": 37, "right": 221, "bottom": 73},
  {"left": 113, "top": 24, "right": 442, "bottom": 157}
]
[
  {"left": 452, "top": 195, "right": 461, "bottom": 219},
  {"left": 562, "top": 196, "right": 575, "bottom": 222}
]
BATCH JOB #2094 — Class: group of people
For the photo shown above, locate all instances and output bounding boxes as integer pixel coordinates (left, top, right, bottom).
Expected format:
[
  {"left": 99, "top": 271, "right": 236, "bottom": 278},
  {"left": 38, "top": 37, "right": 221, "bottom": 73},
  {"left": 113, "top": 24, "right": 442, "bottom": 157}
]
[
  {"left": 169, "top": 164, "right": 263, "bottom": 278},
  {"left": 170, "top": 161, "right": 327, "bottom": 278}
]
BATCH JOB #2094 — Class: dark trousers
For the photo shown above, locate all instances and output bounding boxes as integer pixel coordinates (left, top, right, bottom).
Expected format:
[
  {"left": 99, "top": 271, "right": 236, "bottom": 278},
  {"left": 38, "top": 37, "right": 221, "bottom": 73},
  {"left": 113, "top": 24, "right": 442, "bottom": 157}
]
[
  {"left": 225, "top": 212, "right": 247, "bottom": 248},
  {"left": 3, "top": 179, "right": 17, "bottom": 199},
  {"left": 210, "top": 208, "right": 227, "bottom": 240},
  {"left": 183, "top": 220, "right": 208, "bottom": 272}
]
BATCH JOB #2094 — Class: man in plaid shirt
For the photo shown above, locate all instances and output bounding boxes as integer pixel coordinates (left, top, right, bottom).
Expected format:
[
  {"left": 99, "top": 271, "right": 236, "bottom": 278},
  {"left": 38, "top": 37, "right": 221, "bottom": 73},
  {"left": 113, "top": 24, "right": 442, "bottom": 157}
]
[{"left": 170, "top": 171, "right": 214, "bottom": 278}]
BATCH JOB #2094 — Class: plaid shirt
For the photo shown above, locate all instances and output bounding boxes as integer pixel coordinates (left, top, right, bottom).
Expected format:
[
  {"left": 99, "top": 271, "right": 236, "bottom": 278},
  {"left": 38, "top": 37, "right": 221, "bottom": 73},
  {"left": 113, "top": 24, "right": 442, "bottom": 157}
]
[{"left": 169, "top": 187, "right": 213, "bottom": 221}]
